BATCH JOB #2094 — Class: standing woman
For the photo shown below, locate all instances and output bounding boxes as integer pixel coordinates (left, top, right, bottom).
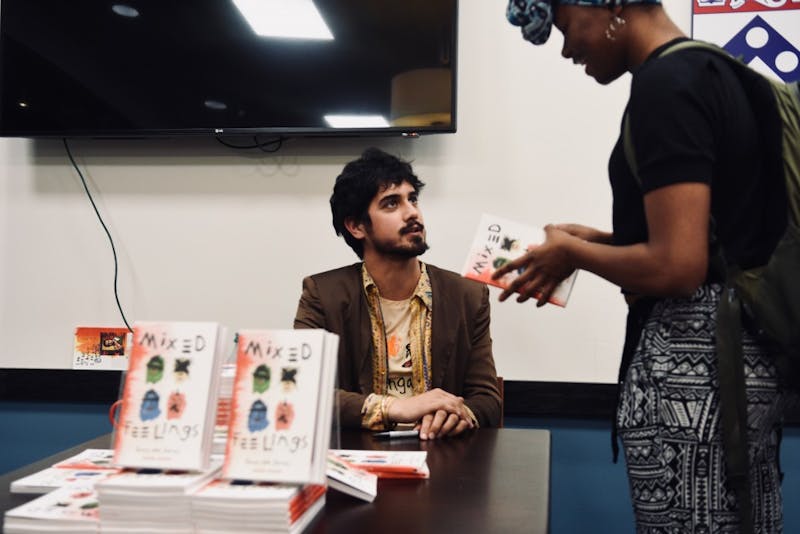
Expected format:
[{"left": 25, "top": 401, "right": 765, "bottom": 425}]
[{"left": 501, "top": 0, "right": 788, "bottom": 532}]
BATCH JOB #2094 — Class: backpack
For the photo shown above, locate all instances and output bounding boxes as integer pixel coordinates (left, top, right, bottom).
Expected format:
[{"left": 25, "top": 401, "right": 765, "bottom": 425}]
[{"left": 622, "top": 39, "right": 800, "bottom": 534}]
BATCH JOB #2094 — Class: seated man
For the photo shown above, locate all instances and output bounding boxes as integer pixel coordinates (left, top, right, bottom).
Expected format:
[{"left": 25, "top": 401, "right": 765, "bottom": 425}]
[{"left": 294, "top": 147, "right": 501, "bottom": 440}]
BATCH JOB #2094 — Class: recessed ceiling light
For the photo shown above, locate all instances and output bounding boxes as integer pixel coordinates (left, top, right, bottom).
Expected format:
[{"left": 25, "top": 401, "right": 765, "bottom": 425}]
[
  {"left": 111, "top": 4, "right": 140, "bottom": 18},
  {"left": 324, "top": 115, "right": 390, "bottom": 128},
  {"left": 233, "top": 0, "right": 333, "bottom": 40},
  {"left": 204, "top": 99, "right": 228, "bottom": 111}
]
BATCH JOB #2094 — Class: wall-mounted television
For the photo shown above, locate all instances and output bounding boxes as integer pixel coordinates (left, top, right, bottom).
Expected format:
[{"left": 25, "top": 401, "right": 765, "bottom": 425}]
[{"left": 0, "top": 0, "right": 457, "bottom": 138}]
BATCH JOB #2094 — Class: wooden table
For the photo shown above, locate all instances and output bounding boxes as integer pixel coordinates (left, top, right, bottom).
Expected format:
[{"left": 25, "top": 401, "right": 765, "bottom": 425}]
[{"left": 1, "top": 428, "right": 550, "bottom": 533}]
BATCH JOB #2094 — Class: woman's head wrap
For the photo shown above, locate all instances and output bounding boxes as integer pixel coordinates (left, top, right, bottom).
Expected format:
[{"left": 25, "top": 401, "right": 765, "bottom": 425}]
[{"left": 506, "top": 0, "right": 661, "bottom": 46}]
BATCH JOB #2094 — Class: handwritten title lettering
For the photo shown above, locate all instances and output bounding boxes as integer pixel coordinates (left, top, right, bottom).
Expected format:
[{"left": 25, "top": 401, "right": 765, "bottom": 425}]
[
  {"left": 138, "top": 332, "right": 207, "bottom": 354},
  {"left": 229, "top": 431, "right": 310, "bottom": 453},
  {"left": 122, "top": 421, "right": 199, "bottom": 441},
  {"left": 471, "top": 223, "right": 502, "bottom": 274},
  {"left": 244, "top": 340, "right": 313, "bottom": 362}
]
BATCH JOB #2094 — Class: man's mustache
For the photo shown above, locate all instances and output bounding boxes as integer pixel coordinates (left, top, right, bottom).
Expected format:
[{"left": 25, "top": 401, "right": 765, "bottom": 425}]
[{"left": 400, "top": 222, "right": 425, "bottom": 234}]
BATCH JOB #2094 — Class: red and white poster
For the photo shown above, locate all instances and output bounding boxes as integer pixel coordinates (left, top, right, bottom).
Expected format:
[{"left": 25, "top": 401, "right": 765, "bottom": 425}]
[{"left": 693, "top": 0, "right": 800, "bottom": 82}]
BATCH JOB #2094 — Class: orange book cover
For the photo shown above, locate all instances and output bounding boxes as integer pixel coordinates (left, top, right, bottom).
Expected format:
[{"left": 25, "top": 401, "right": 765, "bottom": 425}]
[
  {"left": 222, "top": 329, "right": 337, "bottom": 485},
  {"left": 461, "top": 213, "right": 578, "bottom": 307},
  {"left": 112, "top": 321, "right": 226, "bottom": 471}
]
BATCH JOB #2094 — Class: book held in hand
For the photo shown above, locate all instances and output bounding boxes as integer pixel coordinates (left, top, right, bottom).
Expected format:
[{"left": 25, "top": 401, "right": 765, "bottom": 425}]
[
  {"left": 112, "top": 321, "right": 228, "bottom": 471},
  {"left": 222, "top": 329, "right": 338, "bottom": 485},
  {"left": 461, "top": 213, "right": 578, "bottom": 307}
]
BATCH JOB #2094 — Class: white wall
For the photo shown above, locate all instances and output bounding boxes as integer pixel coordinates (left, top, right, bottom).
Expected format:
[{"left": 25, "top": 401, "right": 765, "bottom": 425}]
[{"left": 0, "top": 0, "right": 691, "bottom": 382}]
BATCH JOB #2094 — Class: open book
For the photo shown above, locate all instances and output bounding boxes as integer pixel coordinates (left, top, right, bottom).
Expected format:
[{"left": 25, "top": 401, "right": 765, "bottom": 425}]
[{"left": 461, "top": 213, "right": 578, "bottom": 307}]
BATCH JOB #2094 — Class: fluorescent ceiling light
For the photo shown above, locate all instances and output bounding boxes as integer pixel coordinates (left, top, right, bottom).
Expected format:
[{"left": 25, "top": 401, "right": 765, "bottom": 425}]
[
  {"left": 324, "top": 115, "right": 390, "bottom": 128},
  {"left": 233, "top": 0, "right": 333, "bottom": 40},
  {"left": 111, "top": 4, "right": 140, "bottom": 18}
]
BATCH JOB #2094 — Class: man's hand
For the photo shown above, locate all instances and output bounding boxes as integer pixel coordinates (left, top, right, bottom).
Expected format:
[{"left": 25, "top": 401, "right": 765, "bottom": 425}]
[
  {"left": 386, "top": 388, "right": 473, "bottom": 438},
  {"left": 418, "top": 410, "right": 473, "bottom": 440}
]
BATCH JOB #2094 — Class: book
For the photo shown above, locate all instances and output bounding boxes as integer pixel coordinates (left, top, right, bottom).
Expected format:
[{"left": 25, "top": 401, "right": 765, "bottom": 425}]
[
  {"left": 461, "top": 213, "right": 578, "bottom": 307},
  {"left": 112, "top": 321, "right": 228, "bottom": 471},
  {"left": 52, "top": 449, "right": 117, "bottom": 470},
  {"left": 328, "top": 449, "right": 430, "bottom": 479},
  {"left": 222, "top": 329, "right": 338, "bottom": 485},
  {"left": 72, "top": 326, "right": 131, "bottom": 370},
  {"left": 326, "top": 452, "right": 378, "bottom": 502},
  {"left": 10, "top": 467, "right": 120, "bottom": 494},
  {"left": 3, "top": 483, "right": 100, "bottom": 534}
]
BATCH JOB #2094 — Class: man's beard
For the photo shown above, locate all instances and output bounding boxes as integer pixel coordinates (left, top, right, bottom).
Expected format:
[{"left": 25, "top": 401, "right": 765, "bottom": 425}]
[{"left": 369, "top": 225, "right": 429, "bottom": 259}]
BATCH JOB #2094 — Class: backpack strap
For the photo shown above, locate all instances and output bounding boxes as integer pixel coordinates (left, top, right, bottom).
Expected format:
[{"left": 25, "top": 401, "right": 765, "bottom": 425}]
[{"left": 717, "top": 280, "right": 755, "bottom": 534}]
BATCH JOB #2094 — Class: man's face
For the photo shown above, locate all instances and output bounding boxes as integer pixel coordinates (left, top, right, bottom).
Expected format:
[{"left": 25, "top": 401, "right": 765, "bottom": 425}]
[{"left": 360, "top": 181, "right": 428, "bottom": 258}]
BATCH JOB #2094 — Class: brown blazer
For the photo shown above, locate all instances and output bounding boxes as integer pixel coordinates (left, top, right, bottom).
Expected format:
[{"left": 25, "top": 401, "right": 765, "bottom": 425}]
[{"left": 293, "top": 263, "right": 502, "bottom": 429}]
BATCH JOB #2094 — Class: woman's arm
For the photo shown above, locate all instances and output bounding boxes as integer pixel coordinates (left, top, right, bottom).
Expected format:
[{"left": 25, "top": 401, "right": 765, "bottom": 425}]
[{"left": 496, "top": 182, "right": 711, "bottom": 305}]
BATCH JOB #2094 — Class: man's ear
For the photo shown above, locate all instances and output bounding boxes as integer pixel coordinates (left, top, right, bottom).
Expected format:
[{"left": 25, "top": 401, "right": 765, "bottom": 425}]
[{"left": 343, "top": 217, "right": 366, "bottom": 240}]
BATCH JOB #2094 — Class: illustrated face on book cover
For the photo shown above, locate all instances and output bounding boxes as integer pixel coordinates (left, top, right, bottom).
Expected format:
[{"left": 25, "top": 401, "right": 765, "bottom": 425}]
[
  {"left": 146, "top": 356, "right": 164, "bottom": 383},
  {"left": 140, "top": 390, "right": 161, "bottom": 421},
  {"left": 174, "top": 358, "right": 191, "bottom": 382},
  {"left": 167, "top": 391, "right": 187, "bottom": 419},
  {"left": 253, "top": 364, "right": 270, "bottom": 393},
  {"left": 275, "top": 400, "right": 295, "bottom": 430},
  {"left": 248, "top": 400, "right": 268, "bottom": 432},
  {"left": 281, "top": 367, "right": 298, "bottom": 392}
]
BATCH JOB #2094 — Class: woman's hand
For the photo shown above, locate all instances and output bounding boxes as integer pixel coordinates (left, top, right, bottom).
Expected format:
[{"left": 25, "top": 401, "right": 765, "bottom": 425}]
[{"left": 492, "top": 224, "right": 577, "bottom": 306}]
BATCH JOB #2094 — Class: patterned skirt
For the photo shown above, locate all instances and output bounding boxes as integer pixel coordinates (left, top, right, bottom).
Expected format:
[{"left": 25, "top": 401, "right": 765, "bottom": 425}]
[{"left": 616, "top": 284, "right": 785, "bottom": 533}]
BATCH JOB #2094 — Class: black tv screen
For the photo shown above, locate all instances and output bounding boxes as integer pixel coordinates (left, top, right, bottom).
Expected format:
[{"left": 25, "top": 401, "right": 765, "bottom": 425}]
[{"left": 0, "top": 0, "right": 457, "bottom": 138}]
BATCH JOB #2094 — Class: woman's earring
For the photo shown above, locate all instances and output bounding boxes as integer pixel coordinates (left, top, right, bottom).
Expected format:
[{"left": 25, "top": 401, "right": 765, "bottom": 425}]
[{"left": 605, "top": 15, "right": 626, "bottom": 41}]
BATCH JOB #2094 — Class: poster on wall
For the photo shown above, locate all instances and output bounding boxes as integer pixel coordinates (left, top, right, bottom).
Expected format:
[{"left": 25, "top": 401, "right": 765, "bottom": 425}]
[{"left": 692, "top": 0, "right": 800, "bottom": 82}]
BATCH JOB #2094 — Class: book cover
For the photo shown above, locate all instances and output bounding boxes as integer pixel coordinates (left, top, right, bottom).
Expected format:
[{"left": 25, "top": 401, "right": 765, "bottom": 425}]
[
  {"left": 461, "top": 213, "right": 578, "bottom": 307},
  {"left": 52, "top": 449, "right": 116, "bottom": 470},
  {"left": 222, "top": 329, "right": 338, "bottom": 485},
  {"left": 328, "top": 449, "right": 430, "bottom": 479},
  {"left": 112, "top": 321, "right": 227, "bottom": 471},
  {"left": 10, "top": 467, "right": 120, "bottom": 494},
  {"left": 326, "top": 452, "right": 378, "bottom": 502},
  {"left": 3, "top": 483, "right": 99, "bottom": 531},
  {"left": 72, "top": 326, "right": 131, "bottom": 370}
]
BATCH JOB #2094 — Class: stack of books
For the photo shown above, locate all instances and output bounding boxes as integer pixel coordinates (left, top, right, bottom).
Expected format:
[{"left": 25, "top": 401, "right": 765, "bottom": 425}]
[
  {"left": 3, "top": 483, "right": 100, "bottom": 534},
  {"left": 212, "top": 363, "right": 236, "bottom": 458},
  {"left": 95, "top": 465, "right": 221, "bottom": 533},
  {"left": 190, "top": 328, "right": 339, "bottom": 531},
  {"left": 221, "top": 329, "right": 338, "bottom": 485},
  {"left": 190, "top": 479, "right": 326, "bottom": 533},
  {"left": 7, "top": 325, "right": 341, "bottom": 533}
]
